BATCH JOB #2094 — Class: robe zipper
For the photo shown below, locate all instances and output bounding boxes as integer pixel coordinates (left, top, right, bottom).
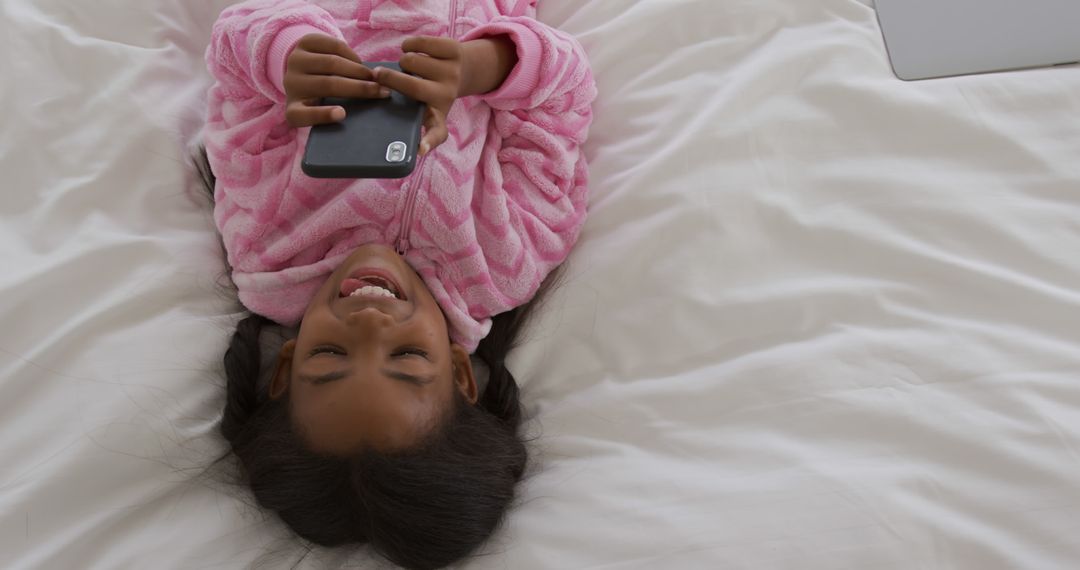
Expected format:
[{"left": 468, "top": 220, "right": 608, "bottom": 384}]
[
  {"left": 395, "top": 153, "right": 428, "bottom": 254},
  {"left": 396, "top": 1, "right": 458, "bottom": 255}
]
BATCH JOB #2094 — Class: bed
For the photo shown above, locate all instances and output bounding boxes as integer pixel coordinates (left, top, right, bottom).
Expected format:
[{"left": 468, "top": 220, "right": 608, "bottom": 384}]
[{"left": 3, "top": 0, "right": 1080, "bottom": 568}]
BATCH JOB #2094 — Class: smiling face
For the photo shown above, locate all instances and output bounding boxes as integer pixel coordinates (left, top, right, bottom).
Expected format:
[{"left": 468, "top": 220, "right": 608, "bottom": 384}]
[{"left": 270, "top": 244, "right": 477, "bottom": 455}]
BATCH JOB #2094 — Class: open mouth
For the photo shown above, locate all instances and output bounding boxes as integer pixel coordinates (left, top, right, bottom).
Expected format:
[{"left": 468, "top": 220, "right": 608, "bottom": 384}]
[{"left": 339, "top": 270, "right": 406, "bottom": 301}]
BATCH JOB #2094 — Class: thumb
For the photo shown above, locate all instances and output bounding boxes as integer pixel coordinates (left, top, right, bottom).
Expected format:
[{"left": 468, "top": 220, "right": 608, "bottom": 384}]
[{"left": 419, "top": 109, "right": 448, "bottom": 155}]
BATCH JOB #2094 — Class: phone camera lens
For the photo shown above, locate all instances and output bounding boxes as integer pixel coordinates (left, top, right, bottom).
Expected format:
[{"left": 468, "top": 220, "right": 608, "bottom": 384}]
[{"left": 386, "top": 141, "right": 407, "bottom": 163}]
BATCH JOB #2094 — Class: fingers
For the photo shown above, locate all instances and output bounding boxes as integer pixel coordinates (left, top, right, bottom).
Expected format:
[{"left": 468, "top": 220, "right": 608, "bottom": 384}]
[
  {"left": 285, "top": 100, "right": 346, "bottom": 128},
  {"left": 371, "top": 67, "right": 426, "bottom": 99},
  {"left": 289, "top": 50, "right": 372, "bottom": 80},
  {"left": 398, "top": 51, "right": 450, "bottom": 82},
  {"left": 283, "top": 34, "right": 404, "bottom": 128},
  {"left": 285, "top": 36, "right": 388, "bottom": 104},
  {"left": 371, "top": 67, "right": 447, "bottom": 106},
  {"left": 402, "top": 36, "right": 462, "bottom": 60},
  {"left": 296, "top": 34, "right": 363, "bottom": 64},
  {"left": 287, "top": 74, "right": 390, "bottom": 100}
]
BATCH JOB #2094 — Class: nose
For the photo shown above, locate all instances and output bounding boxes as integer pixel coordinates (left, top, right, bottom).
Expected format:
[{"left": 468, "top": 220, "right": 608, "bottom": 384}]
[{"left": 344, "top": 307, "right": 396, "bottom": 335}]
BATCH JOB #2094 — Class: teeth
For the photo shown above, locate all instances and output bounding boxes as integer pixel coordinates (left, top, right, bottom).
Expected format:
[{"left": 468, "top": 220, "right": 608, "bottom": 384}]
[{"left": 349, "top": 285, "right": 396, "bottom": 299}]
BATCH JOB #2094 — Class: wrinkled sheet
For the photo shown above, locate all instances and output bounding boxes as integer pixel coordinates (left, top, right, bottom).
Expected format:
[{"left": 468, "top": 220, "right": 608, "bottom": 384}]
[{"left": 3, "top": 0, "right": 1080, "bottom": 568}]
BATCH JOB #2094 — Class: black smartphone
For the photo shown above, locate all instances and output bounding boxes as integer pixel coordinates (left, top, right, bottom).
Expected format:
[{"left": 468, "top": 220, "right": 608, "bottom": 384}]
[{"left": 301, "top": 62, "right": 425, "bottom": 179}]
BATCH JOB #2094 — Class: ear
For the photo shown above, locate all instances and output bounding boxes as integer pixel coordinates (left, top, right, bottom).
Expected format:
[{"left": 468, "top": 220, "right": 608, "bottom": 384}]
[
  {"left": 269, "top": 339, "right": 296, "bottom": 400},
  {"left": 449, "top": 344, "right": 478, "bottom": 404}
]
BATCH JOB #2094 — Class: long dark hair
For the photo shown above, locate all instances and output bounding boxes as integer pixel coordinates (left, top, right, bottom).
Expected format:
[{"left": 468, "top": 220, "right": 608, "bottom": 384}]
[{"left": 196, "top": 146, "right": 551, "bottom": 569}]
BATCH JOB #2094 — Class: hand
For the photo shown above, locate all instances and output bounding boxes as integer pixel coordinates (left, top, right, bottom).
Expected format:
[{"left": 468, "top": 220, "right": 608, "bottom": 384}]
[
  {"left": 283, "top": 34, "right": 390, "bottom": 128},
  {"left": 371, "top": 36, "right": 467, "bottom": 156},
  {"left": 371, "top": 35, "right": 516, "bottom": 155}
]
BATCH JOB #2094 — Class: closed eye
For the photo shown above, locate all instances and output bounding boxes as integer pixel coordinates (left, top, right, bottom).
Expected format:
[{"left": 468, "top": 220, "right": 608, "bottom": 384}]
[
  {"left": 309, "top": 345, "right": 346, "bottom": 357},
  {"left": 391, "top": 347, "right": 428, "bottom": 359}
]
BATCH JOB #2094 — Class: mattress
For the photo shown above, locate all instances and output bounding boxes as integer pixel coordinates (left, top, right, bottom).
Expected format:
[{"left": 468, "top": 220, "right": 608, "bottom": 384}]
[{"left": 3, "top": 0, "right": 1080, "bottom": 568}]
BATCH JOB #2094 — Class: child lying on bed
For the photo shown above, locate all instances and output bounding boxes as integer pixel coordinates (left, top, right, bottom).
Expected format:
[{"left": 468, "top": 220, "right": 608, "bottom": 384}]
[{"left": 200, "top": 0, "right": 595, "bottom": 568}]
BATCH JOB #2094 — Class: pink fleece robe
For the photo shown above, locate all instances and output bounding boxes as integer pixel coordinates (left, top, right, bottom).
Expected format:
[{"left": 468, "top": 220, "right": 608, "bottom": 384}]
[{"left": 204, "top": 0, "right": 596, "bottom": 351}]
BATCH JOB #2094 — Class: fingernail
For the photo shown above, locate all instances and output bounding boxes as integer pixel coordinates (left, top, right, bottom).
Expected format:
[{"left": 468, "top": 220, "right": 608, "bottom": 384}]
[
  {"left": 331, "top": 107, "right": 346, "bottom": 121},
  {"left": 379, "top": 87, "right": 390, "bottom": 97}
]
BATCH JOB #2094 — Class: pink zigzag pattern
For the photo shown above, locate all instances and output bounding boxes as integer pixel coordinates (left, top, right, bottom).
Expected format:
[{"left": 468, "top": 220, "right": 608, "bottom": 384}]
[{"left": 205, "top": 0, "right": 595, "bottom": 351}]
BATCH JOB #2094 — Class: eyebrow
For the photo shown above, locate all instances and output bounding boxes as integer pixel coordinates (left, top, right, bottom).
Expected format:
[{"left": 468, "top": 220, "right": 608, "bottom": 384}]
[{"left": 299, "top": 369, "right": 435, "bottom": 386}]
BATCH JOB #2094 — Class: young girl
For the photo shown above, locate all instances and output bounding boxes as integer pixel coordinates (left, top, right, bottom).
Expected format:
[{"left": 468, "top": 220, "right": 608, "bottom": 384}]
[{"left": 202, "top": 0, "right": 595, "bottom": 568}]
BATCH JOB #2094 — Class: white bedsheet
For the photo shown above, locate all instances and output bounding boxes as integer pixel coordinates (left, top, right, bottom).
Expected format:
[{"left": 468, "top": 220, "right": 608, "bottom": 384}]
[{"left": 3, "top": 0, "right": 1080, "bottom": 568}]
